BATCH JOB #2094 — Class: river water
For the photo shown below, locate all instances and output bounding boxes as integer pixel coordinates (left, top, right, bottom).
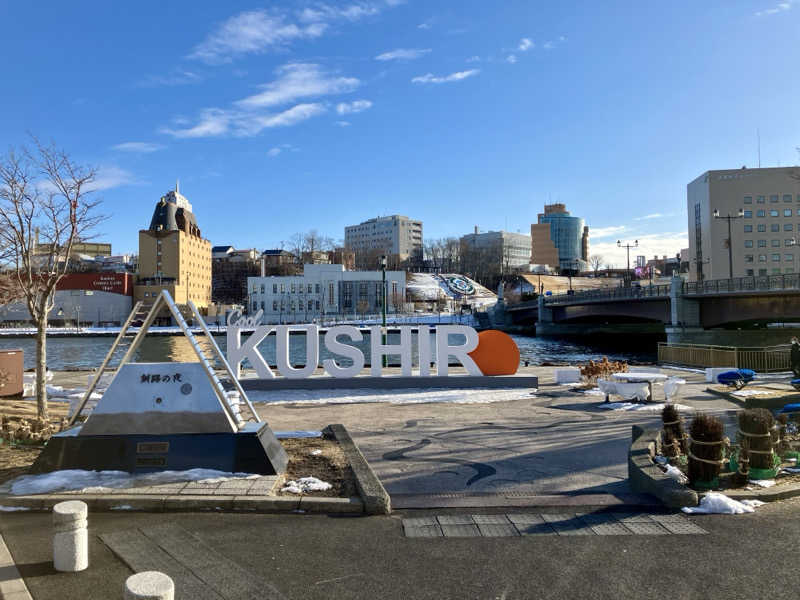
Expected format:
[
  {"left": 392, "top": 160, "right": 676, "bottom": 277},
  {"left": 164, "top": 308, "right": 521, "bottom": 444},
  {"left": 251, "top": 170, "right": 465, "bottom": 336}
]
[{"left": 0, "top": 332, "right": 657, "bottom": 371}]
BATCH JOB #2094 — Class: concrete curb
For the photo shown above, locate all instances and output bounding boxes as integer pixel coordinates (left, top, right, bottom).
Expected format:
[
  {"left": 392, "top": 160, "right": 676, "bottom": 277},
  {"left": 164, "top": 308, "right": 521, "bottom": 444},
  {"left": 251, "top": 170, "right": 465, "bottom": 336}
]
[
  {"left": 0, "top": 531, "right": 33, "bottom": 600},
  {"left": 705, "top": 483, "right": 800, "bottom": 502},
  {"left": 324, "top": 423, "right": 391, "bottom": 515},
  {"left": 704, "top": 386, "right": 800, "bottom": 410},
  {"left": 0, "top": 494, "right": 364, "bottom": 514},
  {"left": 628, "top": 425, "right": 698, "bottom": 509}
]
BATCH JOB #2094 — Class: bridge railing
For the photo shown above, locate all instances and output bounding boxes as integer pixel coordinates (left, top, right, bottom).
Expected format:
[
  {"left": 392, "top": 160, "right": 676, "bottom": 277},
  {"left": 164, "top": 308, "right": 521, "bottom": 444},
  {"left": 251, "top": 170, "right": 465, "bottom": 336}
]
[
  {"left": 684, "top": 273, "right": 800, "bottom": 295},
  {"left": 542, "top": 284, "right": 670, "bottom": 305},
  {"left": 658, "top": 342, "right": 792, "bottom": 372}
]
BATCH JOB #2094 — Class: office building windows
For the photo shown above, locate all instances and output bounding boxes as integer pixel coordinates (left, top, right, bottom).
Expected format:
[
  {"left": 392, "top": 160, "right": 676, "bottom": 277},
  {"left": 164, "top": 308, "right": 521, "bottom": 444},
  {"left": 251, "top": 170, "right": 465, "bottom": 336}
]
[
  {"left": 757, "top": 196, "right": 766, "bottom": 204},
  {"left": 786, "top": 224, "right": 794, "bottom": 231},
  {"left": 786, "top": 254, "right": 794, "bottom": 262},
  {"left": 744, "top": 224, "right": 753, "bottom": 232},
  {"left": 771, "top": 224, "right": 780, "bottom": 232},
  {"left": 785, "top": 209, "right": 793, "bottom": 217},
  {"left": 273, "top": 301, "right": 277, "bottom": 311},
  {"left": 744, "top": 254, "right": 754, "bottom": 262},
  {"left": 770, "top": 195, "right": 779, "bottom": 203},
  {"left": 757, "top": 210, "right": 766, "bottom": 217},
  {"left": 759, "top": 254, "right": 767, "bottom": 262},
  {"left": 758, "top": 240, "right": 767, "bottom": 247},
  {"left": 744, "top": 210, "right": 753, "bottom": 218},
  {"left": 785, "top": 194, "right": 794, "bottom": 203},
  {"left": 772, "top": 239, "right": 781, "bottom": 247},
  {"left": 788, "top": 239, "right": 796, "bottom": 246},
  {"left": 758, "top": 224, "right": 766, "bottom": 232},
  {"left": 772, "top": 253, "right": 781, "bottom": 262},
  {"left": 746, "top": 269, "right": 754, "bottom": 276},
  {"left": 273, "top": 284, "right": 277, "bottom": 294},
  {"left": 744, "top": 196, "right": 753, "bottom": 204},
  {"left": 759, "top": 268, "right": 767, "bottom": 275},
  {"left": 770, "top": 209, "right": 779, "bottom": 217},
  {"left": 744, "top": 240, "right": 754, "bottom": 248}
]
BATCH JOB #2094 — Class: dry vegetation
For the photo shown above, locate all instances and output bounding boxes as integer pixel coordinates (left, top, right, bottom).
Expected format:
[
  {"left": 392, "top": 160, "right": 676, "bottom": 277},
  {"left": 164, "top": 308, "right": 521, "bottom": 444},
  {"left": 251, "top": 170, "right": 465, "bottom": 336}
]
[{"left": 277, "top": 436, "right": 356, "bottom": 498}]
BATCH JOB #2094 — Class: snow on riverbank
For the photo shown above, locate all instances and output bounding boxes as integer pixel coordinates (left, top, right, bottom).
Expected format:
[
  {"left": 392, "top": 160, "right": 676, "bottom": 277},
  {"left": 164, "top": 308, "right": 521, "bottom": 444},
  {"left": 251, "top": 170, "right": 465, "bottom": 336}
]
[
  {"left": 248, "top": 387, "right": 536, "bottom": 406},
  {"left": 600, "top": 402, "right": 692, "bottom": 413}
]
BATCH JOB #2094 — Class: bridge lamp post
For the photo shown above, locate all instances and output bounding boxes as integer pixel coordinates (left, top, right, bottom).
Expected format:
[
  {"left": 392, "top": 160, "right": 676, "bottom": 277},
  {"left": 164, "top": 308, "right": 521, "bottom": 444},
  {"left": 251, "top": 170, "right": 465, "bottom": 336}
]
[
  {"left": 617, "top": 240, "right": 638, "bottom": 286},
  {"left": 713, "top": 208, "right": 744, "bottom": 279}
]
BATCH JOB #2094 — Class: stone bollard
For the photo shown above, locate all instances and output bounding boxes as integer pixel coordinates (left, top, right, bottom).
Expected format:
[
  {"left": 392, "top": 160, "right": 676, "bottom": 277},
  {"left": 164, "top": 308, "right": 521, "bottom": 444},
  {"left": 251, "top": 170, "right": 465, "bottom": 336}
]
[
  {"left": 124, "top": 571, "right": 175, "bottom": 600},
  {"left": 53, "top": 500, "right": 88, "bottom": 572}
]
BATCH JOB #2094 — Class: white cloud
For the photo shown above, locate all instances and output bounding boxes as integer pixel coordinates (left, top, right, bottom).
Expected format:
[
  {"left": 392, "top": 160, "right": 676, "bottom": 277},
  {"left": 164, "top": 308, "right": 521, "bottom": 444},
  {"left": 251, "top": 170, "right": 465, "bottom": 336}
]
[
  {"left": 189, "top": 10, "right": 327, "bottom": 64},
  {"left": 190, "top": 3, "right": 402, "bottom": 63},
  {"left": 86, "top": 166, "right": 139, "bottom": 192},
  {"left": 411, "top": 69, "right": 479, "bottom": 84},
  {"left": 161, "top": 103, "right": 326, "bottom": 138},
  {"left": 506, "top": 54, "right": 517, "bottom": 64},
  {"left": 336, "top": 100, "right": 372, "bottom": 114},
  {"left": 111, "top": 142, "right": 164, "bottom": 153},
  {"left": 543, "top": 41, "right": 554, "bottom": 50},
  {"left": 518, "top": 38, "right": 533, "bottom": 51},
  {"left": 267, "top": 147, "right": 282, "bottom": 157},
  {"left": 466, "top": 55, "right": 481, "bottom": 63},
  {"left": 236, "top": 63, "right": 359, "bottom": 109},
  {"left": 335, "top": 120, "right": 352, "bottom": 127},
  {"left": 375, "top": 48, "right": 431, "bottom": 61},
  {"left": 634, "top": 212, "right": 677, "bottom": 221},
  {"left": 591, "top": 225, "right": 627, "bottom": 239},
  {"left": 417, "top": 22, "right": 431, "bottom": 29},
  {"left": 137, "top": 70, "right": 203, "bottom": 87},
  {"left": 756, "top": 1, "right": 794, "bottom": 15}
]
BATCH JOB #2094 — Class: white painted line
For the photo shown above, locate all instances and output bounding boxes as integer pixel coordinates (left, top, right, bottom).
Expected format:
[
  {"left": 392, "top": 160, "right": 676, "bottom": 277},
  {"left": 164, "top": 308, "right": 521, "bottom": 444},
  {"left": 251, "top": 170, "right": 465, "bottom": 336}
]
[{"left": 0, "top": 532, "right": 33, "bottom": 600}]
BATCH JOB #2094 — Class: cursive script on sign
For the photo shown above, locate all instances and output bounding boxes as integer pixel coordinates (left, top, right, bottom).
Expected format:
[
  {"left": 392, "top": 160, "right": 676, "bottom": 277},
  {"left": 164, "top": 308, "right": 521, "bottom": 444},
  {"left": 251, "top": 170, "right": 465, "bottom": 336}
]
[{"left": 226, "top": 309, "right": 264, "bottom": 329}]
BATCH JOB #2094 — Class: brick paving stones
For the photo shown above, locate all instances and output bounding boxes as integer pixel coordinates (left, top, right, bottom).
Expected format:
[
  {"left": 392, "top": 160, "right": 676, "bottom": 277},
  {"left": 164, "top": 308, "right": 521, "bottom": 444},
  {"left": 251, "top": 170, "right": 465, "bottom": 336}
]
[{"left": 402, "top": 513, "right": 709, "bottom": 538}]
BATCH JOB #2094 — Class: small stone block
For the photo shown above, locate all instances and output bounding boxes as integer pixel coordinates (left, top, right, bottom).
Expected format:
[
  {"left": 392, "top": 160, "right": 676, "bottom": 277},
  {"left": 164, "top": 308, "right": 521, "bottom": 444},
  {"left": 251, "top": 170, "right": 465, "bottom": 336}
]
[
  {"left": 440, "top": 524, "right": 481, "bottom": 537},
  {"left": 624, "top": 522, "right": 670, "bottom": 535},
  {"left": 659, "top": 521, "right": 708, "bottom": 535},
  {"left": 477, "top": 523, "right": 519, "bottom": 537},
  {"left": 541, "top": 513, "right": 577, "bottom": 523},
  {"left": 404, "top": 525, "right": 443, "bottom": 538},
  {"left": 437, "top": 515, "right": 474, "bottom": 525},
  {"left": 403, "top": 516, "right": 438, "bottom": 527},
  {"left": 514, "top": 522, "right": 557, "bottom": 536},
  {"left": 471, "top": 514, "right": 511, "bottom": 525},
  {"left": 506, "top": 514, "right": 545, "bottom": 525},
  {"left": 124, "top": 570, "right": 174, "bottom": 600},
  {"left": 591, "top": 523, "right": 632, "bottom": 536}
]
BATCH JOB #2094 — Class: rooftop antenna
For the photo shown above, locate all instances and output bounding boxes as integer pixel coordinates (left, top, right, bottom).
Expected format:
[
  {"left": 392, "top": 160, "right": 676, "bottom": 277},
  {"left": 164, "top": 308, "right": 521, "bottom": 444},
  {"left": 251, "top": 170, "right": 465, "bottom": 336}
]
[
  {"left": 757, "top": 129, "right": 761, "bottom": 168},
  {"left": 176, "top": 179, "right": 180, "bottom": 194}
]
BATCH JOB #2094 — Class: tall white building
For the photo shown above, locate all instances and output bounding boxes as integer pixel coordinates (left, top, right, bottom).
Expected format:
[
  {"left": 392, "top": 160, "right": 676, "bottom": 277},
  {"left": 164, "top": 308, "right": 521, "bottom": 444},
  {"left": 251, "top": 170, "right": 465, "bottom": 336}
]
[
  {"left": 459, "top": 230, "right": 532, "bottom": 270},
  {"left": 687, "top": 167, "right": 800, "bottom": 281},
  {"left": 247, "top": 264, "right": 406, "bottom": 324},
  {"left": 344, "top": 215, "right": 423, "bottom": 262}
]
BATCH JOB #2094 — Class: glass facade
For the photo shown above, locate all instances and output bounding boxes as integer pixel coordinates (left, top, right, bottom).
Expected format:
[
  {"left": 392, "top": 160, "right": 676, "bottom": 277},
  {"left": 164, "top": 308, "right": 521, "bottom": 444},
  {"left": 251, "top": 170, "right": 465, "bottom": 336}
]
[{"left": 538, "top": 209, "right": 586, "bottom": 270}]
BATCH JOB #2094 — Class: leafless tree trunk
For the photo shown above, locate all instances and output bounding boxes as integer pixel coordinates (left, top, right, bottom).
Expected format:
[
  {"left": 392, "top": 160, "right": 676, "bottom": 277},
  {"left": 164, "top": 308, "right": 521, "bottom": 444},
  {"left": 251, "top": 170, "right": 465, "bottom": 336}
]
[
  {"left": 590, "top": 254, "right": 603, "bottom": 274},
  {"left": 0, "top": 140, "right": 105, "bottom": 420}
]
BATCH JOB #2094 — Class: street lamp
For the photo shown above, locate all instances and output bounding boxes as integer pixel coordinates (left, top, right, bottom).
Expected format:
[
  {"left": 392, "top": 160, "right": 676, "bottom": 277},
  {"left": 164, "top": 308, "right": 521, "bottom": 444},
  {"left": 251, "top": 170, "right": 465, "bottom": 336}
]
[
  {"left": 617, "top": 240, "right": 639, "bottom": 286},
  {"left": 713, "top": 208, "right": 744, "bottom": 279},
  {"left": 380, "top": 255, "right": 387, "bottom": 368}
]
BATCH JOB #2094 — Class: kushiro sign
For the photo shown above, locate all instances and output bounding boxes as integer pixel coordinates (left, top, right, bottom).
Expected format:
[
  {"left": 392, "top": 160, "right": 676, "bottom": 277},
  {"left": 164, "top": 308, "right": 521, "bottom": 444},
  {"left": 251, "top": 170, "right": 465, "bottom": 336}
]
[{"left": 225, "top": 311, "right": 499, "bottom": 379}]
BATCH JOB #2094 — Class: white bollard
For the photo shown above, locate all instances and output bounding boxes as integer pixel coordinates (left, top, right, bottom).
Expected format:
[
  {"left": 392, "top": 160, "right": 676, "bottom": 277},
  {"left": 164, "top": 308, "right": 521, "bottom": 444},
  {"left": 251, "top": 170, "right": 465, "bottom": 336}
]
[
  {"left": 124, "top": 571, "right": 175, "bottom": 600},
  {"left": 52, "top": 500, "right": 88, "bottom": 572}
]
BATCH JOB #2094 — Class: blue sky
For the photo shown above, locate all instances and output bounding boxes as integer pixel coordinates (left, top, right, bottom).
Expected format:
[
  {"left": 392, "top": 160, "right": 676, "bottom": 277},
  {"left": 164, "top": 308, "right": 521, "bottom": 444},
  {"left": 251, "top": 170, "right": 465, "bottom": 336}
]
[{"left": 2, "top": 0, "right": 799, "bottom": 266}]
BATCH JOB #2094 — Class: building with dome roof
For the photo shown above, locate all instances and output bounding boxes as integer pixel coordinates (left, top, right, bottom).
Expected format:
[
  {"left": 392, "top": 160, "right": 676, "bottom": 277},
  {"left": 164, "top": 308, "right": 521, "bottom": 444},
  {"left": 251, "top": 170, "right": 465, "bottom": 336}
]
[{"left": 134, "top": 182, "right": 211, "bottom": 311}]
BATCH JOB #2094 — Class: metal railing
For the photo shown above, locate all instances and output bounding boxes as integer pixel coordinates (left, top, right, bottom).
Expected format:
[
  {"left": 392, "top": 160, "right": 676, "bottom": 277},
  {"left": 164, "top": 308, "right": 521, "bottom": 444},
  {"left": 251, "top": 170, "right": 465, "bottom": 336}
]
[
  {"left": 684, "top": 273, "right": 800, "bottom": 295},
  {"left": 542, "top": 284, "right": 671, "bottom": 305},
  {"left": 658, "top": 342, "right": 791, "bottom": 372}
]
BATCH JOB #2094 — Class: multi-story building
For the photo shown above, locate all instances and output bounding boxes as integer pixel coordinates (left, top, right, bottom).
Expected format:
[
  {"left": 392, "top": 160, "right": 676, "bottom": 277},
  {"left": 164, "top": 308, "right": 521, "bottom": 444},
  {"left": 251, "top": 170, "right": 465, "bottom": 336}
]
[
  {"left": 247, "top": 264, "right": 405, "bottom": 324},
  {"left": 212, "top": 246, "right": 262, "bottom": 305},
  {"left": 531, "top": 204, "right": 589, "bottom": 272},
  {"left": 687, "top": 167, "right": 800, "bottom": 281},
  {"left": 135, "top": 184, "right": 212, "bottom": 309},
  {"left": 344, "top": 215, "right": 423, "bottom": 267},
  {"left": 459, "top": 229, "right": 532, "bottom": 272}
]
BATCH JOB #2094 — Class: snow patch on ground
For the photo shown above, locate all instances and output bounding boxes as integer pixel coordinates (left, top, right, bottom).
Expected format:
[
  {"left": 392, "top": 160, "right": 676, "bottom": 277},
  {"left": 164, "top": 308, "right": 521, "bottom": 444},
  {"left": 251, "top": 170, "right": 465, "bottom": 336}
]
[
  {"left": 249, "top": 388, "right": 533, "bottom": 406},
  {"left": 281, "top": 477, "right": 332, "bottom": 494},
  {"left": 274, "top": 430, "right": 323, "bottom": 439},
  {"left": 110, "top": 505, "right": 135, "bottom": 511},
  {"left": 0, "top": 506, "right": 30, "bottom": 512},
  {"left": 748, "top": 479, "right": 776, "bottom": 488},
  {"left": 600, "top": 402, "right": 692, "bottom": 412},
  {"left": 731, "top": 389, "right": 776, "bottom": 398},
  {"left": 682, "top": 493, "right": 765, "bottom": 514},
  {"left": 0, "top": 468, "right": 260, "bottom": 496}
]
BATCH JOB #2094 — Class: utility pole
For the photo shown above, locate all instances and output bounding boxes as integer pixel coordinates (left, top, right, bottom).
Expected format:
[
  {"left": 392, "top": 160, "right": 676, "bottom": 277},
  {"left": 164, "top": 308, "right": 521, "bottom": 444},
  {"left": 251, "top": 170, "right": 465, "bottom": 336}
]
[
  {"left": 713, "top": 208, "right": 744, "bottom": 279},
  {"left": 380, "top": 255, "right": 387, "bottom": 368},
  {"left": 617, "top": 240, "right": 638, "bottom": 287}
]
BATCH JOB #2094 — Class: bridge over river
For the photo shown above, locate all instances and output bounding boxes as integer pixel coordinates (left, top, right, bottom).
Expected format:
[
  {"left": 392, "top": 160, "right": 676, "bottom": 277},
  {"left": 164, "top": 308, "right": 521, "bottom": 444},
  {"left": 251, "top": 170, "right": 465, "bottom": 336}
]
[{"left": 503, "top": 274, "right": 800, "bottom": 345}]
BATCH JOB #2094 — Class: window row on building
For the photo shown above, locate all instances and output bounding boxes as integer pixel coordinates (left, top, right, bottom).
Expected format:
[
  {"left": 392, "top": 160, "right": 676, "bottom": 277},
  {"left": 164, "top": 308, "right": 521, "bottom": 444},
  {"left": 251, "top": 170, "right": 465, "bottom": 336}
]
[
  {"left": 743, "top": 224, "right": 799, "bottom": 232},
  {"left": 743, "top": 254, "right": 796, "bottom": 262},
  {"left": 743, "top": 239, "right": 797, "bottom": 247},
  {"left": 742, "top": 209, "right": 800, "bottom": 218},
  {"left": 743, "top": 195, "right": 800, "bottom": 204}
]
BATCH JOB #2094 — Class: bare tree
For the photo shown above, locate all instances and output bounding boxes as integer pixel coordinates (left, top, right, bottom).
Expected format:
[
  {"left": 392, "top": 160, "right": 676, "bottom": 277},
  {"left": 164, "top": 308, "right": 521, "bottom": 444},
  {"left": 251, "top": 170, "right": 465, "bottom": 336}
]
[
  {"left": 590, "top": 254, "right": 603, "bottom": 274},
  {"left": 0, "top": 140, "right": 105, "bottom": 421}
]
